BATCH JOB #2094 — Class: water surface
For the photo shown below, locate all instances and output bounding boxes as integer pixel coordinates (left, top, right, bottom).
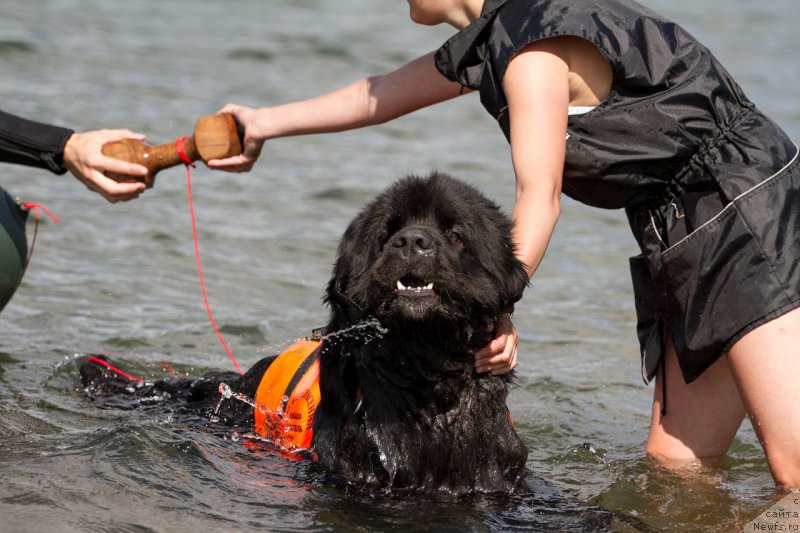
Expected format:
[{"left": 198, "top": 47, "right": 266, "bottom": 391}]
[{"left": 1, "top": 0, "right": 798, "bottom": 530}]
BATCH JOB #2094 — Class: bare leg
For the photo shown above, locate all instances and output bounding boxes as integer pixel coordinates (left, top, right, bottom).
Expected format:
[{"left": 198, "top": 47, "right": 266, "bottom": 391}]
[
  {"left": 645, "top": 335, "right": 745, "bottom": 461},
  {"left": 646, "top": 309, "right": 800, "bottom": 488},
  {"left": 726, "top": 307, "right": 800, "bottom": 488}
]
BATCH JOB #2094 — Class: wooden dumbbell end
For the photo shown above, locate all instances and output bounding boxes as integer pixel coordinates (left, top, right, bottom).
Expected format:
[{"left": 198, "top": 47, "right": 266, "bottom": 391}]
[{"left": 194, "top": 114, "right": 242, "bottom": 162}]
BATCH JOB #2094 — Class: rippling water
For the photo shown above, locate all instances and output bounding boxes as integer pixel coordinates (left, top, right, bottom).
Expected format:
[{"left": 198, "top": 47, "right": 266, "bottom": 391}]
[{"left": 1, "top": 0, "right": 798, "bottom": 530}]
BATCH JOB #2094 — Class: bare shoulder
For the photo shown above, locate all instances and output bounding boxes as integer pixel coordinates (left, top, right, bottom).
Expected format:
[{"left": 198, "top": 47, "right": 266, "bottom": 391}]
[{"left": 509, "top": 36, "right": 612, "bottom": 106}]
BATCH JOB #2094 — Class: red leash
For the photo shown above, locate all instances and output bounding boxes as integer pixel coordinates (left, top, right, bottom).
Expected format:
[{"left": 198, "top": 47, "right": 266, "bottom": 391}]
[
  {"left": 177, "top": 137, "right": 244, "bottom": 375},
  {"left": 21, "top": 149, "right": 243, "bottom": 376},
  {"left": 87, "top": 356, "right": 143, "bottom": 382}
]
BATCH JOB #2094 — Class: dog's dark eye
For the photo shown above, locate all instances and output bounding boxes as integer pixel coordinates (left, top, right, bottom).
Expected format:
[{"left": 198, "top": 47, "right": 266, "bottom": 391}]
[{"left": 449, "top": 231, "right": 464, "bottom": 246}]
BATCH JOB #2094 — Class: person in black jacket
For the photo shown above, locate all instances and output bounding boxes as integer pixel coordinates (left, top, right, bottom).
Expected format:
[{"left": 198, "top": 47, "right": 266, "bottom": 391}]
[
  {"left": 208, "top": 0, "right": 800, "bottom": 487},
  {"left": 0, "top": 110, "right": 147, "bottom": 201},
  {"left": 0, "top": 110, "right": 148, "bottom": 312}
]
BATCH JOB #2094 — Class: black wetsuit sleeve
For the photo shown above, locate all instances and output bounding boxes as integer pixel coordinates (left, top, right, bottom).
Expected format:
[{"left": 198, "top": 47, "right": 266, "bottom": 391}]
[{"left": 0, "top": 110, "right": 74, "bottom": 174}]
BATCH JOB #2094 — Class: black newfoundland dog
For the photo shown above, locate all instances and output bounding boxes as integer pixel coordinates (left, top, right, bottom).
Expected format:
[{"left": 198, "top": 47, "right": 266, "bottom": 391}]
[{"left": 81, "top": 172, "right": 530, "bottom": 496}]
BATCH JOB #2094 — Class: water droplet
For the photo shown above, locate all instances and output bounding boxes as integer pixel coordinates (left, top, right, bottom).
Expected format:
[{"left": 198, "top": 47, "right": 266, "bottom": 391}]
[{"left": 219, "top": 383, "right": 232, "bottom": 398}]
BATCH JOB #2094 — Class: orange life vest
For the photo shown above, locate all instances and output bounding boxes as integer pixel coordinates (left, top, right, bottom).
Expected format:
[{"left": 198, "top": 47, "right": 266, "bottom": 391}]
[{"left": 253, "top": 335, "right": 321, "bottom": 450}]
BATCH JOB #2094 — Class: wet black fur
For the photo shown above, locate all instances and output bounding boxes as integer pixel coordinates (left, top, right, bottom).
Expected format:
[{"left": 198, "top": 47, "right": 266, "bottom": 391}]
[
  {"left": 81, "top": 172, "right": 530, "bottom": 496},
  {"left": 315, "top": 172, "right": 529, "bottom": 495}
]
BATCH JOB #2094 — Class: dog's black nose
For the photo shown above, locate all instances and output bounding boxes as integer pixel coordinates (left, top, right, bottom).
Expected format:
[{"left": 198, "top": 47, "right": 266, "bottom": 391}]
[{"left": 391, "top": 226, "right": 435, "bottom": 258}]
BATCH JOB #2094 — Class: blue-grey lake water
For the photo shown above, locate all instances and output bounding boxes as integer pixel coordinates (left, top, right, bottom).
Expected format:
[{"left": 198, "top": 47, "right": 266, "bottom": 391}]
[{"left": 1, "top": 0, "right": 798, "bottom": 530}]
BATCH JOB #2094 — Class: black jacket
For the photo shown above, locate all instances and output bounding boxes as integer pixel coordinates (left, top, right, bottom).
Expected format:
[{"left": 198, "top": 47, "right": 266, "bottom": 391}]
[{"left": 0, "top": 110, "right": 73, "bottom": 174}]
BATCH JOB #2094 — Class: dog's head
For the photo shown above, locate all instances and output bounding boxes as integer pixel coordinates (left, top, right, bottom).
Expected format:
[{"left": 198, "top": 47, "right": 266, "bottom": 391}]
[{"left": 325, "top": 172, "right": 528, "bottom": 342}]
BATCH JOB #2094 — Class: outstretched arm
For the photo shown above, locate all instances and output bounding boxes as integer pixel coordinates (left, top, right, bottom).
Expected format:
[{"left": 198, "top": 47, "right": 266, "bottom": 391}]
[{"left": 208, "top": 51, "right": 466, "bottom": 172}]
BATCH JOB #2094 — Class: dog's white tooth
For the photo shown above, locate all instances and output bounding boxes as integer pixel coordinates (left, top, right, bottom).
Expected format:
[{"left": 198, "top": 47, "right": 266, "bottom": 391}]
[
  {"left": 397, "top": 280, "right": 406, "bottom": 291},
  {"left": 424, "top": 283, "right": 433, "bottom": 290}
]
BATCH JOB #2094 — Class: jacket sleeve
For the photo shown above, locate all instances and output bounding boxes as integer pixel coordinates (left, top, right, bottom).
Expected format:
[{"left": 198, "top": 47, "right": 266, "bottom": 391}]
[{"left": 0, "top": 110, "right": 74, "bottom": 174}]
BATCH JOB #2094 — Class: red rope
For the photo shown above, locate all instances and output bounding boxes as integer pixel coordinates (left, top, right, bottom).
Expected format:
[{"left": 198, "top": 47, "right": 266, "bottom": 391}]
[
  {"left": 179, "top": 141, "right": 243, "bottom": 375},
  {"left": 175, "top": 136, "right": 195, "bottom": 167},
  {"left": 20, "top": 202, "right": 59, "bottom": 271},
  {"left": 87, "top": 356, "right": 143, "bottom": 382}
]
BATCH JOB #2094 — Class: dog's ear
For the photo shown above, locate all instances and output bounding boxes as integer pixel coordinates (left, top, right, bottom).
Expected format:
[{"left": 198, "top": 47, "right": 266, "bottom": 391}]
[
  {"left": 323, "top": 202, "right": 381, "bottom": 330},
  {"left": 503, "top": 259, "right": 529, "bottom": 310},
  {"left": 496, "top": 226, "right": 530, "bottom": 313},
  {"left": 324, "top": 275, "right": 363, "bottom": 330}
]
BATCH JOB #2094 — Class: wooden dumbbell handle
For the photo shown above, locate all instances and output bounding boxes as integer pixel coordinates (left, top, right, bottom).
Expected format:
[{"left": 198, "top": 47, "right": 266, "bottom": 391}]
[{"left": 102, "top": 113, "right": 241, "bottom": 188}]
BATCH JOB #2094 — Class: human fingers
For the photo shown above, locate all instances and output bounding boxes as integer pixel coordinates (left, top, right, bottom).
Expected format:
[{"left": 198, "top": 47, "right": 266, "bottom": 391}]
[
  {"left": 215, "top": 103, "right": 256, "bottom": 132},
  {"left": 474, "top": 314, "right": 518, "bottom": 375},
  {"left": 207, "top": 135, "right": 263, "bottom": 172},
  {"left": 206, "top": 153, "right": 257, "bottom": 172},
  {"left": 82, "top": 171, "right": 146, "bottom": 203},
  {"left": 91, "top": 129, "right": 149, "bottom": 177},
  {"left": 97, "top": 154, "right": 149, "bottom": 179},
  {"left": 65, "top": 129, "right": 148, "bottom": 182},
  {"left": 208, "top": 104, "right": 266, "bottom": 171},
  {"left": 474, "top": 335, "right": 511, "bottom": 374},
  {"left": 216, "top": 103, "right": 242, "bottom": 115},
  {"left": 99, "top": 128, "right": 146, "bottom": 143}
]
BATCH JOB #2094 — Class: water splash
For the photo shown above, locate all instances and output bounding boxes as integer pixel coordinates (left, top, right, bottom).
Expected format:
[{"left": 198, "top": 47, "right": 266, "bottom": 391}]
[
  {"left": 52, "top": 353, "right": 91, "bottom": 374},
  {"left": 211, "top": 382, "right": 299, "bottom": 453},
  {"left": 291, "top": 319, "right": 389, "bottom": 377},
  {"left": 211, "top": 383, "right": 264, "bottom": 422},
  {"left": 315, "top": 318, "right": 388, "bottom": 347},
  {"left": 210, "top": 319, "right": 388, "bottom": 452},
  {"left": 228, "top": 430, "right": 309, "bottom": 459},
  {"left": 253, "top": 318, "right": 388, "bottom": 356}
]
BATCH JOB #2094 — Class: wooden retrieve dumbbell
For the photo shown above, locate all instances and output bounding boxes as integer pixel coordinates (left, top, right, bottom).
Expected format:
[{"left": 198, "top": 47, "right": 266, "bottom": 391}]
[{"left": 102, "top": 113, "right": 242, "bottom": 188}]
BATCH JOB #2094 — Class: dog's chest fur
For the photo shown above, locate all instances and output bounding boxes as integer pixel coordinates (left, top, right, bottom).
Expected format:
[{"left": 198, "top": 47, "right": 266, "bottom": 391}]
[{"left": 311, "top": 338, "right": 528, "bottom": 495}]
